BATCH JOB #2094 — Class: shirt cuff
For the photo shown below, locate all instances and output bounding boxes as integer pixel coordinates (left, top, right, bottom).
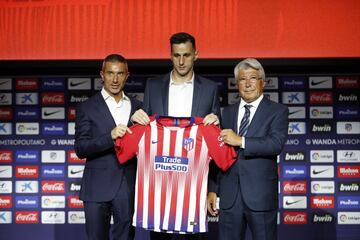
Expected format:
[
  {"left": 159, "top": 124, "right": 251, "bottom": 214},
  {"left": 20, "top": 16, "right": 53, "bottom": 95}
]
[{"left": 241, "top": 136, "right": 246, "bottom": 149}]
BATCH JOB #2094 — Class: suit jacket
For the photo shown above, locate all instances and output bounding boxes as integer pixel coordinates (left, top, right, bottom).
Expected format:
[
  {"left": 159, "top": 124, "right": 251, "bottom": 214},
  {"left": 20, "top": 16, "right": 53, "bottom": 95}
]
[
  {"left": 143, "top": 73, "right": 220, "bottom": 117},
  {"left": 75, "top": 92, "right": 142, "bottom": 202},
  {"left": 210, "top": 97, "right": 288, "bottom": 211}
]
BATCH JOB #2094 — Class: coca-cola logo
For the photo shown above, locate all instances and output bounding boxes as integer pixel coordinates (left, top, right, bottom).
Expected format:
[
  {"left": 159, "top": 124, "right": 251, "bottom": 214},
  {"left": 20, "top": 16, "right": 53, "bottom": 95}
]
[
  {"left": 15, "top": 211, "right": 39, "bottom": 223},
  {"left": 42, "top": 93, "right": 65, "bottom": 105},
  {"left": 283, "top": 181, "right": 307, "bottom": 194},
  {"left": 41, "top": 181, "right": 65, "bottom": 193},
  {"left": 309, "top": 92, "right": 333, "bottom": 105},
  {"left": 283, "top": 212, "right": 307, "bottom": 224}
]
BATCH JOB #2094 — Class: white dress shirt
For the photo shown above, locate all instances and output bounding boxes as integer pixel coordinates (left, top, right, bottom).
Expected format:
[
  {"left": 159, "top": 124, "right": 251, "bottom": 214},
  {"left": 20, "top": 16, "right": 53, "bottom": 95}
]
[
  {"left": 101, "top": 88, "right": 131, "bottom": 126},
  {"left": 237, "top": 94, "right": 264, "bottom": 148},
  {"left": 168, "top": 71, "right": 194, "bottom": 117}
]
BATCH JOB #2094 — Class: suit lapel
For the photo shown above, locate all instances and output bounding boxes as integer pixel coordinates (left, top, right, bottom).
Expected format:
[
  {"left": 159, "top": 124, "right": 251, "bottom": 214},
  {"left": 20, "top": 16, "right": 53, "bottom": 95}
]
[
  {"left": 93, "top": 92, "right": 116, "bottom": 128},
  {"left": 246, "top": 98, "right": 270, "bottom": 136},
  {"left": 191, "top": 75, "right": 201, "bottom": 117},
  {"left": 232, "top": 103, "right": 240, "bottom": 132},
  {"left": 162, "top": 74, "right": 170, "bottom": 116}
]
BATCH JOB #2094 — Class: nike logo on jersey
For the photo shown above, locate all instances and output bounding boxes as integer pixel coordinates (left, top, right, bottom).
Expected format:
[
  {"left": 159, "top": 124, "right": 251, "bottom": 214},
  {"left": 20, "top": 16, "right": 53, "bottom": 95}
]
[{"left": 151, "top": 140, "right": 158, "bottom": 144}]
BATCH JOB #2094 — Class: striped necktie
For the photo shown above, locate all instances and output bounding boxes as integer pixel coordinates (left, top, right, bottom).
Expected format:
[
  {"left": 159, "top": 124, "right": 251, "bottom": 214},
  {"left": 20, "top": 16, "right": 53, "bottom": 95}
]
[{"left": 238, "top": 104, "right": 252, "bottom": 136}]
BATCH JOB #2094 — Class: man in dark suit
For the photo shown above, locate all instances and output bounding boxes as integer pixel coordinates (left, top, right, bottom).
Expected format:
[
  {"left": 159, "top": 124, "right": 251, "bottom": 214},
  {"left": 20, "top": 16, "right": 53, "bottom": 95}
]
[
  {"left": 75, "top": 54, "right": 142, "bottom": 240},
  {"left": 131, "top": 32, "right": 220, "bottom": 239},
  {"left": 208, "top": 58, "right": 288, "bottom": 240},
  {"left": 131, "top": 32, "right": 220, "bottom": 125}
]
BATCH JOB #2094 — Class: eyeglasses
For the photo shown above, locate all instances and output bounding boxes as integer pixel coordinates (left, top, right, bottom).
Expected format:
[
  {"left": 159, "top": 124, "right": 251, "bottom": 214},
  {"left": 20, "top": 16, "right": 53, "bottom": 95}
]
[{"left": 237, "top": 76, "right": 262, "bottom": 84}]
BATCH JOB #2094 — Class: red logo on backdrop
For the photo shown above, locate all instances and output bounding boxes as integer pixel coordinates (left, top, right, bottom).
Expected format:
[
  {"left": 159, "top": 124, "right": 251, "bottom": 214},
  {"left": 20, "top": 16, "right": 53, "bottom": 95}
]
[
  {"left": 16, "top": 166, "right": 39, "bottom": 178},
  {"left": 283, "top": 212, "right": 307, "bottom": 224},
  {"left": 41, "top": 92, "right": 65, "bottom": 105},
  {"left": 15, "top": 78, "right": 38, "bottom": 90},
  {"left": 68, "top": 150, "right": 86, "bottom": 163},
  {"left": 336, "top": 76, "right": 359, "bottom": 88},
  {"left": 68, "top": 196, "right": 84, "bottom": 208},
  {"left": 309, "top": 92, "right": 333, "bottom": 105},
  {"left": 0, "top": 196, "right": 12, "bottom": 208},
  {"left": 68, "top": 107, "right": 76, "bottom": 120},
  {"left": 0, "top": 151, "right": 12, "bottom": 163},
  {"left": 41, "top": 180, "right": 65, "bottom": 193},
  {"left": 0, "top": 107, "right": 13, "bottom": 120},
  {"left": 283, "top": 181, "right": 307, "bottom": 194},
  {"left": 15, "top": 211, "right": 39, "bottom": 224},
  {"left": 337, "top": 166, "right": 360, "bottom": 178},
  {"left": 311, "top": 196, "right": 334, "bottom": 209}
]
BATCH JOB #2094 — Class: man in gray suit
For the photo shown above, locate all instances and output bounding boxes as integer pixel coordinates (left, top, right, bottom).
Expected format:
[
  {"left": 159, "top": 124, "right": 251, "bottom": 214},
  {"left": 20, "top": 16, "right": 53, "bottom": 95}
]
[
  {"left": 131, "top": 32, "right": 220, "bottom": 240},
  {"left": 208, "top": 58, "right": 288, "bottom": 240}
]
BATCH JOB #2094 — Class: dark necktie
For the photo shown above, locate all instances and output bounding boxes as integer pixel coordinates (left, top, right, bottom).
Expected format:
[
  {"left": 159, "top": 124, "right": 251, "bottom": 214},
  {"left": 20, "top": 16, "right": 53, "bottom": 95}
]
[{"left": 238, "top": 104, "right": 252, "bottom": 136}]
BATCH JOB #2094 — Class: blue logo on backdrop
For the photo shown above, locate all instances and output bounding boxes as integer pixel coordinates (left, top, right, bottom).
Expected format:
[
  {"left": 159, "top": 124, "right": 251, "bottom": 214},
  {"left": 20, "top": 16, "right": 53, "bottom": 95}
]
[
  {"left": 15, "top": 150, "right": 39, "bottom": 163},
  {"left": 337, "top": 196, "right": 360, "bottom": 209},
  {"left": 283, "top": 165, "right": 307, "bottom": 178},
  {"left": 15, "top": 196, "right": 39, "bottom": 208},
  {"left": 281, "top": 77, "right": 306, "bottom": 89},
  {"left": 42, "top": 78, "right": 65, "bottom": 90},
  {"left": 41, "top": 165, "right": 65, "bottom": 178},
  {"left": 15, "top": 107, "right": 40, "bottom": 120},
  {"left": 336, "top": 106, "right": 359, "bottom": 119},
  {"left": 42, "top": 123, "right": 65, "bottom": 135}
]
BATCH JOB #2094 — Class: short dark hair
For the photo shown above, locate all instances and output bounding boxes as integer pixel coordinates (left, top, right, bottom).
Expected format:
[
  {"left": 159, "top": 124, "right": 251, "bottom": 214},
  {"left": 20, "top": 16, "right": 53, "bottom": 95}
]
[
  {"left": 170, "top": 32, "right": 196, "bottom": 50},
  {"left": 102, "top": 54, "right": 127, "bottom": 70}
]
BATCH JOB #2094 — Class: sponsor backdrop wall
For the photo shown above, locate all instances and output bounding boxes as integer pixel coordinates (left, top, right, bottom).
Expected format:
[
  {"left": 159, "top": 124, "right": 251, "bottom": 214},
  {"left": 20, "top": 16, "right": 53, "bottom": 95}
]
[{"left": 0, "top": 76, "right": 359, "bottom": 240}]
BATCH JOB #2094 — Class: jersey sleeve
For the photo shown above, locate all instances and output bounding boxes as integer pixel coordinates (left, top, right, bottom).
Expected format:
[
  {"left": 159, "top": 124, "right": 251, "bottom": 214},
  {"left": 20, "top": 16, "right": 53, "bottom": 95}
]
[
  {"left": 201, "top": 124, "right": 237, "bottom": 171},
  {"left": 114, "top": 124, "right": 146, "bottom": 164}
]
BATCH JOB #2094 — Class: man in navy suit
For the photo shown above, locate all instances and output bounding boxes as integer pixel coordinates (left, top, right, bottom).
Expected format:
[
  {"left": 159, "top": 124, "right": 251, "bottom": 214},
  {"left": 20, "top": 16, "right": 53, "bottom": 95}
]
[
  {"left": 131, "top": 32, "right": 220, "bottom": 125},
  {"left": 131, "top": 32, "right": 220, "bottom": 239},
  {"left": 75, "top": 54, "right": 142, "bottom": 240},
  {"left": 208, "top": 58, "right": 288, "bottom": 240}
]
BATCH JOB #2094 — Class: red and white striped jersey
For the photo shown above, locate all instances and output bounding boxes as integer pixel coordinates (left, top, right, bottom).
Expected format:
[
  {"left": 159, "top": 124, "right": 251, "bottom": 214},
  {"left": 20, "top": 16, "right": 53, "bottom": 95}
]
[{"left": 115, "top": 116, "right": 236, "bottom": 233}]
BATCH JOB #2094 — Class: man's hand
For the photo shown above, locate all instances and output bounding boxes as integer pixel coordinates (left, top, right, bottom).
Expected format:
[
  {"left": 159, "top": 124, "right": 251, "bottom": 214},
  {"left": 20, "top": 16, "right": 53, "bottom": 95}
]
[
  {"left": 111, "top": 124, "right": 132, "bottom": 140},
  {"left": 131, "top": 109, "right": 150, "bottom": 125},
  {"left": 203, "top": 113, "right": 220, "bottom": 126},
  {"left": 207, "top": 192, "right": 218, "bottom": 216},
  {"left": 220, "top": 129, "right": 242, "bottom": 146}
]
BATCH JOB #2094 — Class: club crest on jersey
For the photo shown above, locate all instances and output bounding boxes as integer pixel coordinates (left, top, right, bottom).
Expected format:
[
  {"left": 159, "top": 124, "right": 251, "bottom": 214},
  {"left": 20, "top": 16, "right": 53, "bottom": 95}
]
[{"left": 183, "top": 138, "right": 194, "bottom": 151}]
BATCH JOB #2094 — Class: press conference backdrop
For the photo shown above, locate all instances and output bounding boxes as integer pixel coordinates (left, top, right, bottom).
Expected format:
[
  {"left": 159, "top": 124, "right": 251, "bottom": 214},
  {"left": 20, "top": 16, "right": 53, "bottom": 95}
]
[{"left": 0, "top": 76, "right": 359, "bottom": 240}]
